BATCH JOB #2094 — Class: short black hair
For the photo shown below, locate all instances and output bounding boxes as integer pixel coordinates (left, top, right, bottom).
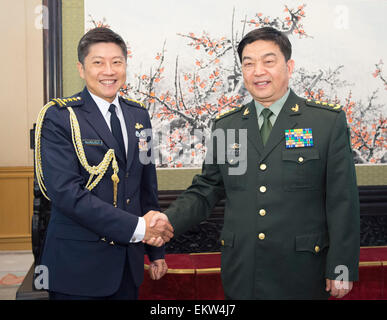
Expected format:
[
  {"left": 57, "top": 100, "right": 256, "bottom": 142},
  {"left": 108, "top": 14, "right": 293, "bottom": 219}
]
[
  {"left": 77, "top": 27, "right": 127, "bottom": 64},
  {"left": 237, "top": 27, "right": 292, "bottom": 62}
]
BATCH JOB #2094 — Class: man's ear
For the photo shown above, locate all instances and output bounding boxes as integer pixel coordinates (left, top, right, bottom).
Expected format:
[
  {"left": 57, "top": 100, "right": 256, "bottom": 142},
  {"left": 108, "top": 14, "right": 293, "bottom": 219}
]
[
  {"left": 77, "top": 61, "right": 85, "bottom": 80},
  {"left": 286, "top": 59, "right": 295, "bottom": 78}
]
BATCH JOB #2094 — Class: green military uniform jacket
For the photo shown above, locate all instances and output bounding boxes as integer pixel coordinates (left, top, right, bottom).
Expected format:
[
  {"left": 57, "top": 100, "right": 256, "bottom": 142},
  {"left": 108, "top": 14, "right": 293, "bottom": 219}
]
[{"left": 165, "top": 90, "right": 360, "bottom": 299}]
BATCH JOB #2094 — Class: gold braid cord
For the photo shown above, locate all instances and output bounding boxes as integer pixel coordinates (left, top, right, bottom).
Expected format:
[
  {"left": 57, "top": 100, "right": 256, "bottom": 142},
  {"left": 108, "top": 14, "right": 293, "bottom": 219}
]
[{"left": 35, "top": 100, "right": 120, "bottom": 207}]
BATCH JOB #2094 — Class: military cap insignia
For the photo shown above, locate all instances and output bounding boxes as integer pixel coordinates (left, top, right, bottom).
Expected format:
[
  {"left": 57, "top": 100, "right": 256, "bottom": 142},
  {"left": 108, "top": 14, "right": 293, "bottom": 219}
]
[
  {"left": 285, "top": 128, "right": 314, "bottom": 148},
  {"left": 306, "top": 99, "right": 342, "bottom": 112}
]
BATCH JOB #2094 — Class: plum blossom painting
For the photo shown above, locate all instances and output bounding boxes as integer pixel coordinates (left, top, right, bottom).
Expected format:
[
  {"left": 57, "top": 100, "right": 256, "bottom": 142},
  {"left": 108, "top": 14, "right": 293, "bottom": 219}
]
[{"left": 85, "top": 0, "right": 387, "bottom": 167}]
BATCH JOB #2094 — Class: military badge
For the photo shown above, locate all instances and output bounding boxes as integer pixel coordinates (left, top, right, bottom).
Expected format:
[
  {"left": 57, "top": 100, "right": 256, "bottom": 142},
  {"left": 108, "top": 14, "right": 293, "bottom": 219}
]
[
  {"left": 291, "top": 104, "right": 299, "bottom": 112},
  {"left": 135, "top": 123, "right": 143, "bottom": 130},
  {"left": 285, "top": 128, "right": 313, "bottom": 148},
  {"left": 135, "top": 123, "right": 145, "bottom": 137},
  {"left": 135, "top": 129, "right": 147, "bottom": 138},
  {"left": 138, "top": 138, "right": 148, "bottom": 152}
]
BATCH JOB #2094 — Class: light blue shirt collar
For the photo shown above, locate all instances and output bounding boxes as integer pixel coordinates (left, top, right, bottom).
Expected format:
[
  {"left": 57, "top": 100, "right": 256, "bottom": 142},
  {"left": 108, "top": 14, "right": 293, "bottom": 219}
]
[{"left": 254, "top": 89, "right": 290, "bottom": 127}]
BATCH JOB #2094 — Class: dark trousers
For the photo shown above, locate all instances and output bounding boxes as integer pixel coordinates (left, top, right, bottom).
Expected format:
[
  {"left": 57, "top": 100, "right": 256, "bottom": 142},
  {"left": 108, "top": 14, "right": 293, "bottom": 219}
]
[{"left": 49, "top": 254, "right": 138, "bottom": 300}]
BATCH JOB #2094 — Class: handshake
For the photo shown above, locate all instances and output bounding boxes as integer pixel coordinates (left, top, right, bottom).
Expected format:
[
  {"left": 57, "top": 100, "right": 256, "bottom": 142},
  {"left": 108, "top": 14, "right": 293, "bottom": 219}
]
[{"left": 142, "top": 210, "right": 174, "bottom": 247}]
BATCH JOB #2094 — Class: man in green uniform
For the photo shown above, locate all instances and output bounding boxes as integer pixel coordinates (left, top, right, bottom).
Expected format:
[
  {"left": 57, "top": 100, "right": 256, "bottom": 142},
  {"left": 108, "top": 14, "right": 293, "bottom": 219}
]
[{"left": 161, "top": 27, "right": 360, "bottom": 299}]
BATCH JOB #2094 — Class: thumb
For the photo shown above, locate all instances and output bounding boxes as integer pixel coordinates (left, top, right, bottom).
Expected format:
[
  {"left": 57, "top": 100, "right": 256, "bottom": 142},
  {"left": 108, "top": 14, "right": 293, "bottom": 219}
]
[
  {"left": 149, "top": 213, "right": 160, "bottom": 227},
  {"left": 150, "top": 212, "right": 167, "bottom": 227}
]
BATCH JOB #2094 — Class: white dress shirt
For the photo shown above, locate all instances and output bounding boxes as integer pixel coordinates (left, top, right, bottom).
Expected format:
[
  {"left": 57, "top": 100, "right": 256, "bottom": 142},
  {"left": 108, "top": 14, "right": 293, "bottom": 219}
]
[{"left": 88, "top": 90, "right": 145, "bottom": 243}]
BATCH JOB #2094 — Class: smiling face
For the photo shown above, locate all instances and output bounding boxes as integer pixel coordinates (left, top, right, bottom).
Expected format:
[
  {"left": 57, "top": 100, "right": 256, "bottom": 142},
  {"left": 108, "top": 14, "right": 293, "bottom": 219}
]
[
  {"left": 77, "top": 42, "right": 127, "bottom": 103},
  {"left": 241, "top": 40, "right": 294, "bottom": 107}
]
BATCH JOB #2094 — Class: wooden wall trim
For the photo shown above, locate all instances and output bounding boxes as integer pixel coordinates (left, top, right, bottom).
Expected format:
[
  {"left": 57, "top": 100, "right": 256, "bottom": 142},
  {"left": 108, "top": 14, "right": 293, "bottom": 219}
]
[
  {"left": 0, "top": 167, "right": 34, "bottom": 178},
  {"left": 0, "top": 234, "right": 31, "bottom": 240},
  {"left": 0, "top": 167, "right": 34, "bottom": 251}
]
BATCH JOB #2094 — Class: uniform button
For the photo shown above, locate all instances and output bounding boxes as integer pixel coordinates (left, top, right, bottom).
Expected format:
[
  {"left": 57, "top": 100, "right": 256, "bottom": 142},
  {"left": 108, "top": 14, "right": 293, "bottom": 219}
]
[
  {"left": 221, "top": 240, "right": 225, "bottom": 246},
  {"left": 259, "top": 186, "right": 267, "bottom": 193},
  {"left": 298, "top": 157, "right": 304, "bottom": 163},
  {"left": 259, "top": 163, "right": 267, "bottom": 171},
  {"left": 314, "top": 245, "right": 320, "bottom": 253},
  {"left": 125, "top": 172, "right": 129, "bottom": 178},
  {"left": 258, "top": 233, "right": 265, "bottom": 240},
  {"left": 259, "top": 209, "right": 266, "bottom": 216},
  {"left": 101, "top": 237, "right": 106, "bottom": 242},
  {"left": 109, "top": 241, "right": 115, "bottom": 245},
  {"left": 126, "top": 198, "right": 130, "bottom": 205}
]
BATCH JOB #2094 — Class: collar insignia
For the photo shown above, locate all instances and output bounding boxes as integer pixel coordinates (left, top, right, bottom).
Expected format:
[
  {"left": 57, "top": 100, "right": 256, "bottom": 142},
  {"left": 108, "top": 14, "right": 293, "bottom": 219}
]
[{"left": 291, "top": 104, "right": 299, "bottom": 112}]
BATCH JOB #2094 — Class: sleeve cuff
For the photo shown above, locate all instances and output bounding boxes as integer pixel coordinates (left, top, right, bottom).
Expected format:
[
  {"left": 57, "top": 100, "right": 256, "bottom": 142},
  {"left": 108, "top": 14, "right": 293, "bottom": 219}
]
[{"left": 130, "top": 217, "right": 145, "bottom": 243}]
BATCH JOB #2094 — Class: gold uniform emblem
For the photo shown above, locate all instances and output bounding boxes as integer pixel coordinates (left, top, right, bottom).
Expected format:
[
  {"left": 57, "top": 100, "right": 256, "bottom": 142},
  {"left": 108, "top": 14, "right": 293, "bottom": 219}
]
[{"left": 291, "top": 104, "right": 299, "bottom": 112}]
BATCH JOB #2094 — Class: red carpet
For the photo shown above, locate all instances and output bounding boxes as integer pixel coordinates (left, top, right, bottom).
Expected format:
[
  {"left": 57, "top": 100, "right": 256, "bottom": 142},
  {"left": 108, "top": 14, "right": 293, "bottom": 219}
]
[{"left": 139, "top": 247, "right": 387, "bottom": 300}]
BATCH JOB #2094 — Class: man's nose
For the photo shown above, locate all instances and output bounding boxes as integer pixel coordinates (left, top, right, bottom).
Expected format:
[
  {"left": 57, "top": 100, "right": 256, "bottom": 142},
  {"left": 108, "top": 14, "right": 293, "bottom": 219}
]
[
  {"left": 102, "top": 62, "right": 114, "bottom": 75},
  {"left": 253, "top": 62, "right": 265, "bottom": 76}
]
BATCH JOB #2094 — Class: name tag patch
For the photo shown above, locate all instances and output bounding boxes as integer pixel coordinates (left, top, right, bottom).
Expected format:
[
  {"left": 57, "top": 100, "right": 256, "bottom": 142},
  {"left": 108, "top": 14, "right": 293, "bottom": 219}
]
[{"left": 82, "top": 139, "right": 103, "bottom": 146}]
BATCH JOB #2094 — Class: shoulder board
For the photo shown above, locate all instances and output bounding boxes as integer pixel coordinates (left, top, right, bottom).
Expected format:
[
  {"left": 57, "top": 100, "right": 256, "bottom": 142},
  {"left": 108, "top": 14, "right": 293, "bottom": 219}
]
[
  {"left": 305, "top": 99, "right": 342, "bottom": 112},
  {"left": 121, "top": 97, "right": 146, "bottom": 109},
  {"left": 215, "top": 106, "right": 242, "bottom": 121},
  {"left": 50, "top": 96, "right": 83, "bottom": 108}
]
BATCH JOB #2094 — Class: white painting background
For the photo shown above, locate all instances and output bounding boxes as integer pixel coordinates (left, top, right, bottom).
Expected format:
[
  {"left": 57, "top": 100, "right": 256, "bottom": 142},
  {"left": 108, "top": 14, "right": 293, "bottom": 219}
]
[{"left": 85, "top": 0, "right": 387, "bottom": 167}]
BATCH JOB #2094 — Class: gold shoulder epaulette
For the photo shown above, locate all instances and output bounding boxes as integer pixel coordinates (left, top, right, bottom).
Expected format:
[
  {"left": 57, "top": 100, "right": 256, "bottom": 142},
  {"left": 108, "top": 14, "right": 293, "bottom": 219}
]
[
  {"left": 51, "top": 96, "right": 82, "bottom": 108},
  {"left": 215, "top": 106, "right": 242, "bottom": 121},
  {"left": 122, "top": 97, "right": 146, "bottom": 109},
  {"left": 305, "top": 99, "right": 342, "bottom": 112}
]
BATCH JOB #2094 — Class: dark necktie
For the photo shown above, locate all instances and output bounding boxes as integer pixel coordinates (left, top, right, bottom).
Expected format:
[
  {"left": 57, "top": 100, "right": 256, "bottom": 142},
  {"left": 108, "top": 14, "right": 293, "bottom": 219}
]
[
  {"left": 260, "top": 108, "right": 273, "bottom": 146},
  {"left": 109, "top": 104, "right": 126, "bottom": 156}
]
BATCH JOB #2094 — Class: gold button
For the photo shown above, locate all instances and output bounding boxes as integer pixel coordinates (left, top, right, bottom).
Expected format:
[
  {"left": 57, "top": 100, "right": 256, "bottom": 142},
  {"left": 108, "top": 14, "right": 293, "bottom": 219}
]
[
  {"left": 258, "top": 233, "right": 265, "bottom": 240},
  {"left": 298, "top": 157, "right": 304, "bottom": 163},
  {"left": 259, "top": 209, "right": 266, "bottom": 216},
  {"left": 314, "top": 245, "right": 320, "bottom": 253},
  {"left": 221, "top": 240, "right": 225, "bottom": 246},
  {"left": 101, "top": 237, "right": 106, "bottom": 242},
  {"left": 259, "top": 163, "right": 267, "bottom": 171},
  {"left": 109, "top": 241, "right": 115, "bottom": 245},
  {"left": 126, "top": 199, "right": 130, "bottom": 205},
  {"left": 259, "top": 186, "right": 267, "bottom": 193}
]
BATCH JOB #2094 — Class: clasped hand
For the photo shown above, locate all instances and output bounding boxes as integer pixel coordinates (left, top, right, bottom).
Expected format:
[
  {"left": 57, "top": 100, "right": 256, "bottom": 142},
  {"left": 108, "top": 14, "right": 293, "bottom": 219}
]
[{"left": 143, "top": 210, "right": 174, "bottom": 247}]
